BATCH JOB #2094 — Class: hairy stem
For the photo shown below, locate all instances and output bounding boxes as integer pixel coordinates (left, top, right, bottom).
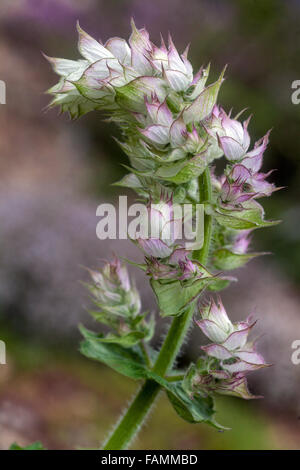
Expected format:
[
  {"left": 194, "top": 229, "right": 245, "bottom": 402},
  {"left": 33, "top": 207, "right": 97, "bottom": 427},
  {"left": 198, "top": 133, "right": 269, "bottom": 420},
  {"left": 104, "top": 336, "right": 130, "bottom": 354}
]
[
  {"left": 103, "top": 305, "right": 194, "bottom": 450},
  {"left": 102, "top": 380, "right": 160, "bottom": 450},
  {"left": 102, "top": 168, "right": 212, "bottom": 450},
  {"left": 139, "top": 341, "right": 152, "bottom": 368}
]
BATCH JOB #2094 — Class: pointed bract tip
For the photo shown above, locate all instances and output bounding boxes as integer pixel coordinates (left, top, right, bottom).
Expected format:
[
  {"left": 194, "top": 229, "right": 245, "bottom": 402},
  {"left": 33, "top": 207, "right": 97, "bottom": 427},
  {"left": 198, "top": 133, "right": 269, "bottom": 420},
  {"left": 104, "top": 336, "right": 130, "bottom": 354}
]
[
  {"left": 76, "top": 20, "right": 82, "bottom": 33},
  {"left": 41, "top": 51, "right": 51, "bottom": 62},
  {"left": 182, "top": 43, "right": 190, "bottom": 58},
  {"left": 160, "top": 33, "right": 167, "bottom": 50},
  {"left": 220, "top": 64, "right": 228, "bottom": 80},
  {"left": 167, "top": 31, "right": 175, "bottom": 49},
  {"left": 130, "top": 17, "right": 138, "bottom": 32}
]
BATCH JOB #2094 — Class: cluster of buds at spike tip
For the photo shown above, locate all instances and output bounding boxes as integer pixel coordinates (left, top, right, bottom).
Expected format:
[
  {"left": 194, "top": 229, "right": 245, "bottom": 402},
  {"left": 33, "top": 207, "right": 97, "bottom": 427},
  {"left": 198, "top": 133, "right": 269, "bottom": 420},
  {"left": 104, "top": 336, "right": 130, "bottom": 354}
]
[
  {"left": 183, "top": 298, "right": 270, "bottom": 399},
  {"left": 86, "top": 258, "right": 154, "bottom": 347},
  {"left": 46, "top": 20, "right": 227, "bottom": 188}
]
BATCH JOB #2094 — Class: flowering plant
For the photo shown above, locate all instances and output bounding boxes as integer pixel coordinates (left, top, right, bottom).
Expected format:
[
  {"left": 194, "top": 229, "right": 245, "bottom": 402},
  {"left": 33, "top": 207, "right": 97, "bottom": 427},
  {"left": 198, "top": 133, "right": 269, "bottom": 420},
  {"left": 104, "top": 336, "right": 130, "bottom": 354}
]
[{"left": 45, "top": 20, "right": 278, "bottom": 449}]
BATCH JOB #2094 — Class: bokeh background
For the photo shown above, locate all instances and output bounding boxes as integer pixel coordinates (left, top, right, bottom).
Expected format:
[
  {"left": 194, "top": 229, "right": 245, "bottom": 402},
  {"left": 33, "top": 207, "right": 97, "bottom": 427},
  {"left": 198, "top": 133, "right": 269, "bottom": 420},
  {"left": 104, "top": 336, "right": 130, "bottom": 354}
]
[{"left": 0, "top": 0, "right": 299, "bottom": 450}]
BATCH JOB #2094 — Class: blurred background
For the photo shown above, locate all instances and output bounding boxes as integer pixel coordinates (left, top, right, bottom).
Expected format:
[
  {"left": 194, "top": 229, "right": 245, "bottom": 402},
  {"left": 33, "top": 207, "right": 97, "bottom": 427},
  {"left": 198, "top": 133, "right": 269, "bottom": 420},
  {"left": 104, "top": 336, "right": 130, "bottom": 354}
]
[{"left": 0, "top": 0, "right": 299, "bottom": 450}]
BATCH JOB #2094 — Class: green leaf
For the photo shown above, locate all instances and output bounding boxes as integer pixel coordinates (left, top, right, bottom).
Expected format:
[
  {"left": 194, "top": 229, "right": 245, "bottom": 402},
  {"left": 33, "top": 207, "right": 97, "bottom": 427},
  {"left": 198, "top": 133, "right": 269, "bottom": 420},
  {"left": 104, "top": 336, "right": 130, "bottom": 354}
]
[
  {"left": 151, "top": 276, "right": 214, "bottom": 317},
  {"left": 79, "top": 325, "right": 147, "bottom": 380},
  {"left": 166, "top": 385, "right": 219, "bottom": 427},
  {"left": 79, "top": 329, "right": 226, "bottom": 429},
  {"left": 213, "top": 248, "right": 267, "bottom": 270},
  {"left": 10, "top": 441, "right": 45, "bottom": 450},
  {"left": 147, "top": 372, "right": 226, "bottom": 430}
]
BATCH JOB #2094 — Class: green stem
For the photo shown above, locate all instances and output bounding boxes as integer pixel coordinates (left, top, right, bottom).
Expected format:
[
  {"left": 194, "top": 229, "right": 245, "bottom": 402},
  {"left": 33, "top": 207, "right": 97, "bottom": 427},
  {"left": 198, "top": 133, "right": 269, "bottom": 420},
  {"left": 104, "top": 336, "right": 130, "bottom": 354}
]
[
  {"left": 165, "top": 374, "right": 185, "bottom": 382},
  {"left": 193, "top": 167, "right": 213, "bottom": 264},
  {"left": 103, "top": 305, "right": 194, "bottom": 450},
  {"left": 103, "top": 380, "right": 160, "bottom": 450},
  {"left": 139, "top": 341, "right": 152, "bottom": 368},
  {"left": 102, "top": 168, "right": 213, "bottom": 450}
]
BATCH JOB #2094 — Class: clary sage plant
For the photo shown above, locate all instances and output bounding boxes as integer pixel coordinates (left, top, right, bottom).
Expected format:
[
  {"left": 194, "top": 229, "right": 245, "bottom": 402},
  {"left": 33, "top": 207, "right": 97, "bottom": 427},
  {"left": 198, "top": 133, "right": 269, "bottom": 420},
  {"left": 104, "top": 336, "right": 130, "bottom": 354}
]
[{"left": 46, "top": 21, "right": 278, "bottom": 450}]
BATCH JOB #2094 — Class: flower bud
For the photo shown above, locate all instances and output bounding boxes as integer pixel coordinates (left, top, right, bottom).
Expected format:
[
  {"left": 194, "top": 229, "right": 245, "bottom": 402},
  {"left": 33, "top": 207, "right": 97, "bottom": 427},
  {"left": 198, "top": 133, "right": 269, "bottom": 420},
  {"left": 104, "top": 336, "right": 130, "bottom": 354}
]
[{"left": 88, "top": 257, "right": 141, "bottom": 319}]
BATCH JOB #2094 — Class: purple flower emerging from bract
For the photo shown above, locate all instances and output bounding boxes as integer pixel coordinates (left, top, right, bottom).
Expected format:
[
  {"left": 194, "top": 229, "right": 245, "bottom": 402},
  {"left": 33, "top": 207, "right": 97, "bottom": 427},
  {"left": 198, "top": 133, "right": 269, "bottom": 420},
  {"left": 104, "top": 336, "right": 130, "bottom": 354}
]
[
  {"left": 145, "top": 248, "right": 204, "bottom": 281},
  {"left": 189, "top": 368, "right": 261, "bottom": 400},
  {"left": 220, "top": 167, "right": 257, "bottom": 207},
  {"left": 207, "top": 109, "right": 277, "bottom": 209},
  {"left": 217, "top": 139, "right": 276, "bottom": 208}
]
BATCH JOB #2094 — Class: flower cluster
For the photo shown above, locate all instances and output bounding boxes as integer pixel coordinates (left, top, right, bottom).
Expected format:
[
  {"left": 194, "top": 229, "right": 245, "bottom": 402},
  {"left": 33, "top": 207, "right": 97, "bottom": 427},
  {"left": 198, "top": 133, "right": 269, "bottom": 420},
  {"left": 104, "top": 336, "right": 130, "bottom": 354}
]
[
  {"left": 47, "top": 21, "right": 277, "bottom": 428},
  {"left": 209, "top": 107, "right": 276, "bottom": 209},
  {"left": 47, "top": 22, "right": 277, "bottom": 226},
  {"left": 183, "top": 298, "right": 270, "bottom": 399},
  {"left": 47, "top": 20, "right": 226, "bottom": 191},
  {"left": 86, "top": 258, "right": 153, "bottom": 347}
]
